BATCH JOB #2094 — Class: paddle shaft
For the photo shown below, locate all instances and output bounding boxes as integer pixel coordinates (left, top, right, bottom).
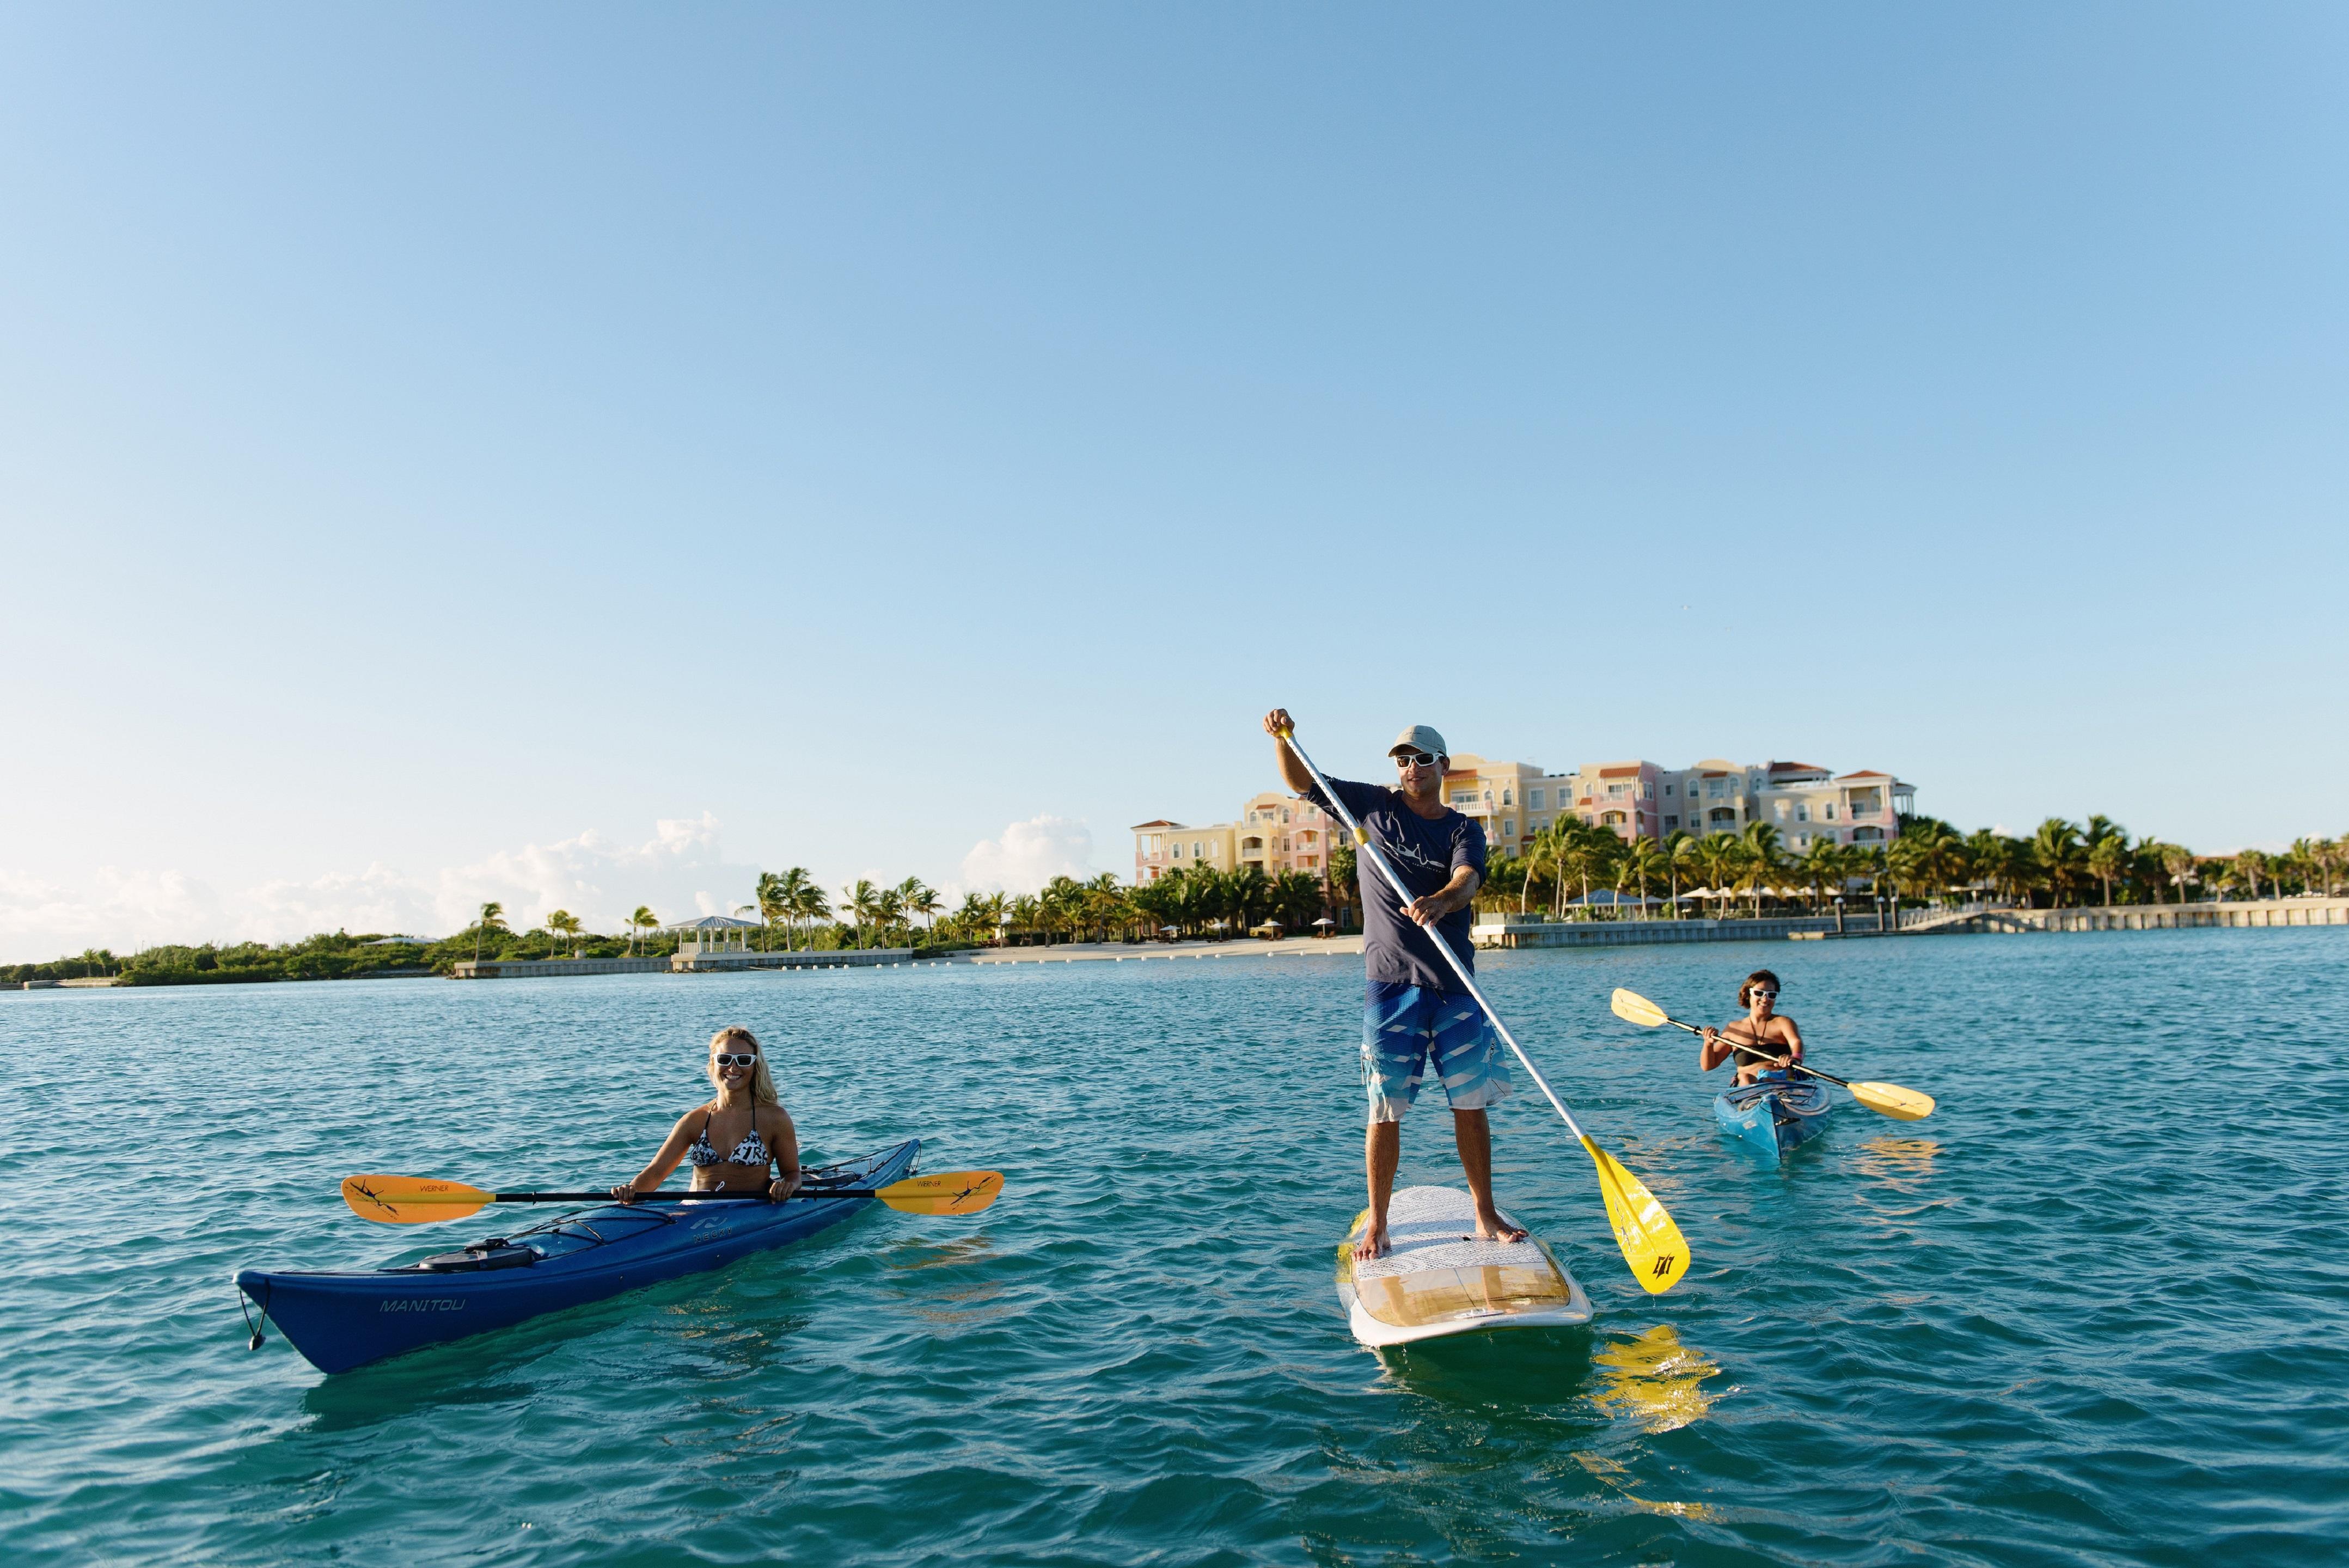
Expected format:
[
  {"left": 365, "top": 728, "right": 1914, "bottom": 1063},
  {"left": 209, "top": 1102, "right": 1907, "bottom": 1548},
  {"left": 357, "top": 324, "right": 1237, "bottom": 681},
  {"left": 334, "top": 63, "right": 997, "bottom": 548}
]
[
  {"left": 475, "top": 1189, "right": 882, "bottom": 1205},
  {"left": 1279, "top": 731, "right": 1591, "bottom": 1141}
]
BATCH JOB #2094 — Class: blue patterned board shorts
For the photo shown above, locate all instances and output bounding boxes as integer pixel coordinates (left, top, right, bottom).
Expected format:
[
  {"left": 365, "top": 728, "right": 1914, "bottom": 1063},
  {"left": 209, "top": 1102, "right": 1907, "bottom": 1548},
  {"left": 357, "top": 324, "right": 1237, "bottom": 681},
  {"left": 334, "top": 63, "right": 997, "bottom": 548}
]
[{"left": 1361, "top": 982, "right": 1513, "bottom": 1123}]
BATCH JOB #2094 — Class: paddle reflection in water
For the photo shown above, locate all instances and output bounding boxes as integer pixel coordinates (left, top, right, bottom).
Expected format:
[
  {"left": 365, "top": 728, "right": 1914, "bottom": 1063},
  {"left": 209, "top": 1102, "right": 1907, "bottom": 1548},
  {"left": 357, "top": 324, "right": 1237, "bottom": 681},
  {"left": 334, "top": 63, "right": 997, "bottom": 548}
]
[
  {"left": 1852, "top": 1135, "right": 1942, "bottom": 1185},
  {"left": 1589, "top": 1325, "right": 1722, "bottom": 1435}
]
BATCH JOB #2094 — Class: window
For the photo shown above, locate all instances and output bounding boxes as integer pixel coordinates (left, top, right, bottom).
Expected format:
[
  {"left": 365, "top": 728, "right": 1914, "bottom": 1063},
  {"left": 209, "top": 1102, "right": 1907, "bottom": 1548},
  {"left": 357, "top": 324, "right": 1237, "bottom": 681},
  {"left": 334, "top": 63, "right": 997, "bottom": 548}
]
[
  {"left": 1664, "top": 783, "right": 1674, "bottom": 797},
  {"left": 1146, "top": 835, "right": 1162, "bottom": 854},
  {"left": 1709, "top": 807, "right": 1737, "bottom": 828},
  {"left": 1775, "top": 801, "right": 1789, "bottom": 821},
  {"left": 1529, "top": 788, "right": 1545, "bottom": 808},
  {"left": 1502, "top": 819, "right": 1514, "bottom": 836},
  {"left": 1601, "top": 810, "right": 1627, "bottom": 827},
  {"left": 1282, "top": 808, "right": 1292, "bottom": 824},
  {"left": 1502, "top": 788, "right": 1513, "bottom": 806},
  {"left": 1664, "top": 814, "right": 1679, "bottom": 830},
  {"left": 1795, "top": 834, "right": 1808, "bottom": 848},
  {"left": 1796, "top": 803, "right": 1810, "bottom": 822},
  {"left": 1852, "top": 826, "right": 1884, "bottom": 842},
  {"left": 1193, "top": 842, "right": 1204, "bottom": 858},
  {"left": 1824, "top": 803, "right": 1838, "bottom": 821},
  {"left": 1607, "top": 782, "right": 1627, "bottom": 799},
  {"left": 1450, "top": 790, "right": 1478, "bottom": 805},
  {"left": 1171, "top": 843, "right": 1183, "bottom": 859}
]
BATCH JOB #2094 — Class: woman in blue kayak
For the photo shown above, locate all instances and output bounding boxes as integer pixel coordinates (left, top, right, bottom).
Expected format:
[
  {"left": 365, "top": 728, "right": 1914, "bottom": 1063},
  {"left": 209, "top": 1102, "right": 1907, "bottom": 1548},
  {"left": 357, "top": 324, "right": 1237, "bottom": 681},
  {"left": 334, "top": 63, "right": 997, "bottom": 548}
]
[
  {"left": 1700, "top": 970, "right": 1806, "bottom": 1087},
  {"left": 610, "top": 1025, "right": 803, "bottom": 1203}
]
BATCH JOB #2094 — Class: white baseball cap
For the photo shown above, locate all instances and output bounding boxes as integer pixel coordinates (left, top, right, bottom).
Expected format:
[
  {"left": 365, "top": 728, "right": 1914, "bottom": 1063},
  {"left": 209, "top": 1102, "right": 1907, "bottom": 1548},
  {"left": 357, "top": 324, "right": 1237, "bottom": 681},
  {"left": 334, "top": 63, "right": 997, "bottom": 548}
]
[{"left": 1389, "top": 724, "right": 1448, "bottom": 758}]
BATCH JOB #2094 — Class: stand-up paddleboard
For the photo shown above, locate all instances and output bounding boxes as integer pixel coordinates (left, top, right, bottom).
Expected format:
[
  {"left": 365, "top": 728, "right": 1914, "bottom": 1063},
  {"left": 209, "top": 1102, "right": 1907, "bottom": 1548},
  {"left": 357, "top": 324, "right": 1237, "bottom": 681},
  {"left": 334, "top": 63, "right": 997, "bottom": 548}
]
[{"left": 1336, "top": 1185, "right": 1593, "bottom": 1348}]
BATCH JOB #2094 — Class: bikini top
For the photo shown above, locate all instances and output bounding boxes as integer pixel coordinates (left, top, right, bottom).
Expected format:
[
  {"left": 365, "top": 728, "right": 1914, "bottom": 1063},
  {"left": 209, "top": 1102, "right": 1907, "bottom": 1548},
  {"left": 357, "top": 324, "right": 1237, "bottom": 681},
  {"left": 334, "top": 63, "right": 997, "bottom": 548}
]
[{"left": 685, "top": 1105, "right": 776, "bottom": 1168}]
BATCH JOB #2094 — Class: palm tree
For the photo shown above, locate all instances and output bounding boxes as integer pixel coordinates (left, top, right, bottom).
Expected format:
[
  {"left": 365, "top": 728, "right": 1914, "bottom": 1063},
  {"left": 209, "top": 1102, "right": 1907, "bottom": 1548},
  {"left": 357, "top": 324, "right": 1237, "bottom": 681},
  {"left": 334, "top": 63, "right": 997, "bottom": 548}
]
[
  {"left": 1963, "top": 829, "right": 2015, "bottom": 903},
  {"left": 873, "top": 886, "right": 906, "bottom": 946},
  {"left": 901, "top": 877, "right": 942, "bottom": 938},
  {"left": 752, "top": 872, "right": 786, "bottom": 952},
  {"left": 547, "top": 909, "right": 584, "bottom": 957},
  {"left": 1800, "top": 837, "right": 1846, "bottom": 914},
  {"left": 1661, "top": 829, "right": 1697, "bottom": 918},
  {"left": 2031, "top": 819, "right": 2087, "bottom": 908},
  {"left": 1617, "top": 836, "right": 1666, "bottom": 918},
  {"left": 628, "top": 905, "right": 658, "bottom": 954},
  {"left": 1006, "top": 893, "right": 1041, "bottom": 945},
  {"left": 1738, "top": 822, "right": 1787, "bottom": 917},
  {"left": 2087, "top": 835, "right": 2130, "bottom": 908},
  {"left": 2234, "top": 849, "right": 2268, "bottom": 901},
  {"left": 2312, "top": 837, "right": 2343, "bottom": 898},
  {"left": 845, "top": 880, "right": 880, "bottom": 948},
  {"left": 790, "top": 877, "right": 831, "bottom": 947},
  {"left": 1901, "top": 820, "right": 1965, "bottom": 909},
  {"left": 475, "top": 901, "right": 506, "bottom": 961},
  {"left": 1693, "top": 834, "right": 1745, "bottom": 920},
  {"left": 2150, "top": 842, "right": 2189, "bottom": 904}
]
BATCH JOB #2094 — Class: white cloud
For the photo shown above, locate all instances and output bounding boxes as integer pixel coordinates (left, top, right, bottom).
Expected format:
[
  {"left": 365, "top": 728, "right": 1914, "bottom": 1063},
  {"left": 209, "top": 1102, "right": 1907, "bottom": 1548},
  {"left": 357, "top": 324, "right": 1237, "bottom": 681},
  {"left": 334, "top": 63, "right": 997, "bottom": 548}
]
[
  {"left": 0, "top": 814, "right": 768, "bottom": 961},
  {"left": 954, "top": 816, "right": 1101, "bottom": 899}
]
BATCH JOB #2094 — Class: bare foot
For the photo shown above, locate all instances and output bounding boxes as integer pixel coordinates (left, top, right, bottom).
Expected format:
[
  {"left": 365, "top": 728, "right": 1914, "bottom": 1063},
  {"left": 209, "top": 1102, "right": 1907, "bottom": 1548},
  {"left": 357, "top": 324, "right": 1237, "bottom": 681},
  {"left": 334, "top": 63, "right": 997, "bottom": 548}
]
[
  {"left": 1353, "top": 1216, "right": 1391, "bottom": 1260},
  {"left": 1473, "top": 1209, "right": 1528, "bottom": 1245}
]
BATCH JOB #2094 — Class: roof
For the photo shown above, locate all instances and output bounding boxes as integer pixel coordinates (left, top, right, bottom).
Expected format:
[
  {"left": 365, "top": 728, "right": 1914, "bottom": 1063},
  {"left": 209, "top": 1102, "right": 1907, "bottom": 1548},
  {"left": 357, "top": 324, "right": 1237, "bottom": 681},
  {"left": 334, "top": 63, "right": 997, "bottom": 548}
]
[
  {"left": 1599, "top": 765, "right": 1641, "bottom": 779},
  {"left": 663, "top": 915, "right": 762, "bottom": 932},
  {"left": 1838, "top": 770, "right": 1892, "bottom": 780},
  {"left": 1767, "top": 761, "right": 1829, "bottom": 774},
  {"left": 1130, "top": 819, "right": 1180, "bottom": 829}
]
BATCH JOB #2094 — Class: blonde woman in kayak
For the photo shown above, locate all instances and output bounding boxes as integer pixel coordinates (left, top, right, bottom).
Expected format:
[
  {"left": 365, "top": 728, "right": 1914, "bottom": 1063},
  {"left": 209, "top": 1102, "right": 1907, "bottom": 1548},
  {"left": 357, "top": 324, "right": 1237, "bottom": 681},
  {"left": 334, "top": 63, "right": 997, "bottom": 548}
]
[
  {"left": 610, "top": 1026, "right": 803, "bottom": 1202},
  {"left": 1699, "top": 969, "right": 1806, "bottom": 1087}
]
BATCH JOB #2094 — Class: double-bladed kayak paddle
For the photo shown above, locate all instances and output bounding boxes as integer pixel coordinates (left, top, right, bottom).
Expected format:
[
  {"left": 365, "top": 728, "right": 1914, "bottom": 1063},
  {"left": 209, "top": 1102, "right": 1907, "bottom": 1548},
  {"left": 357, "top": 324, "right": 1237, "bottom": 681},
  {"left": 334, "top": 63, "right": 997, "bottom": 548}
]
[
  {"left": 1608, "top": 988, "right": 1936, "bottom": 1120},
  {"left": 341, "top": 1169, "right": 1005, "bottom": 1224}
]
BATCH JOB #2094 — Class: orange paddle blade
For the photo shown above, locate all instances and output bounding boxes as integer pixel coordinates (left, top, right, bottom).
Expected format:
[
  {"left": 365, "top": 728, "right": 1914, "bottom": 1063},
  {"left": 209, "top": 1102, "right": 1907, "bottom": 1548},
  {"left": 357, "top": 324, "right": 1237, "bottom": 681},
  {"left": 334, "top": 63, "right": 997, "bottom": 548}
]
[
  {"left": 341, "top": 1174, "right": 493, "bottom": 1224},
  {"left": 876, "top": 1170, "right": 1004, "bottom": 1215}
]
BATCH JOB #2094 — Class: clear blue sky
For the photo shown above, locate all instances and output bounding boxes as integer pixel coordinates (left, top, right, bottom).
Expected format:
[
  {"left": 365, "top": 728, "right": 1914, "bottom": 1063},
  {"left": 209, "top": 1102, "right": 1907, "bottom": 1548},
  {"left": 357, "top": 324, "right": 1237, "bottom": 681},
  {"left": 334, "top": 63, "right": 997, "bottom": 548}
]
[{"left": 3, "top": 5, "right": 2344, "bottom": 954}]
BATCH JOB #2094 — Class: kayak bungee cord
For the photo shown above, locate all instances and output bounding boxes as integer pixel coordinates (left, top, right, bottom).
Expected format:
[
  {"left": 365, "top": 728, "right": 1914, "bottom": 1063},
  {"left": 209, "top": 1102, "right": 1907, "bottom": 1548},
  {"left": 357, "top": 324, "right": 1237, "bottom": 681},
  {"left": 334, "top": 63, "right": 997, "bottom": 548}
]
[{"left": 1276, "top": 725, "right": 1690, "bottom": 1294}]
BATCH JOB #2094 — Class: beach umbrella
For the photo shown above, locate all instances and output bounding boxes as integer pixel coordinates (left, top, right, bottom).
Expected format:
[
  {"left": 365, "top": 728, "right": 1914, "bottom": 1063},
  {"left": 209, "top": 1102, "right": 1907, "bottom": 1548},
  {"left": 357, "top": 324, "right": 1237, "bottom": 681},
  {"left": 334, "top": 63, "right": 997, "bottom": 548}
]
[
  {"left": 1312, "top": 916, "right": 1335, "bottom": 928},
  {"left": 1157, "top": 924, "right": 1178, "bottom": 934}
]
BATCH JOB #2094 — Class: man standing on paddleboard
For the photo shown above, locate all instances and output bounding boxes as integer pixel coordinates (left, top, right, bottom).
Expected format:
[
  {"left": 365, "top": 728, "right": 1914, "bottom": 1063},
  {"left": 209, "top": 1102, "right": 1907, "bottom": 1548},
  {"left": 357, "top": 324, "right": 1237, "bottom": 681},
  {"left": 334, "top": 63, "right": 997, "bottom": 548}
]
[{"left": 1264, "top": 708, "right": 1525, "bottom": 1260}]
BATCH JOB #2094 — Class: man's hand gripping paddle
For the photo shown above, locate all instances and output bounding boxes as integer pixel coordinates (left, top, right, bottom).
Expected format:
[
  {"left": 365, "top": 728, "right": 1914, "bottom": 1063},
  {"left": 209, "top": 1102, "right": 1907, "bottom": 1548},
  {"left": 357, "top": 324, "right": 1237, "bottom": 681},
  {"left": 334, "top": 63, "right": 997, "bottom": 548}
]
[
  {"left": 1279, "top": 724, "right": 1690, "bottom": 1294},
  {"left": 1608, "top": 988, "right": 1936, "bottom": 1120}
]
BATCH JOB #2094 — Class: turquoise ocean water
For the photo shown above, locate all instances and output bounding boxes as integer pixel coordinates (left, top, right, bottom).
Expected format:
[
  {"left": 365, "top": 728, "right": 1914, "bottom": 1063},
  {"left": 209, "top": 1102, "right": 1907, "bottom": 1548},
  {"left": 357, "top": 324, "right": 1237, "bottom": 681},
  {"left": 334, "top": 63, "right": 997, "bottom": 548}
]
[{"left": 5, "top": 930, "right": 2346, "bottom": 1565}]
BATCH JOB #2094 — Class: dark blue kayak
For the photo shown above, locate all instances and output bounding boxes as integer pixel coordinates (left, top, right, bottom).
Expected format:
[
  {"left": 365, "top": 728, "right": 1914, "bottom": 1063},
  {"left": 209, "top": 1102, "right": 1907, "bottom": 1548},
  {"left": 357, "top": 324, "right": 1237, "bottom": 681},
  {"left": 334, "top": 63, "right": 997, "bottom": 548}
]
[
  {"left": 1713, "top": 1077, "right": 1832, "bottom": 1160},
  {"left": 238, "top": 1139, "right": 919, "bottom": 1374}
]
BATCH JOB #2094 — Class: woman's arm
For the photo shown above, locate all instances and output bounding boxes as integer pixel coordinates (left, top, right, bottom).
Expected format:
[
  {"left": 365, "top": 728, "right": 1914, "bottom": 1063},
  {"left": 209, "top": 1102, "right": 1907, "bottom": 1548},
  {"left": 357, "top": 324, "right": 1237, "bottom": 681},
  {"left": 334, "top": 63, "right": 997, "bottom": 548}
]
[
  {"left": 1777, "top": 1016, "right": 1804, "bottom": 1065},
  {"left": 611, "top": 1110, "right": 701, "bottom": 1203},
  {"left": 766, "top": 1107, "right": 802, "bottom": 1201},
  {"left": 1699, "top": 1025, "right": 1734, "bottom": 1072}
]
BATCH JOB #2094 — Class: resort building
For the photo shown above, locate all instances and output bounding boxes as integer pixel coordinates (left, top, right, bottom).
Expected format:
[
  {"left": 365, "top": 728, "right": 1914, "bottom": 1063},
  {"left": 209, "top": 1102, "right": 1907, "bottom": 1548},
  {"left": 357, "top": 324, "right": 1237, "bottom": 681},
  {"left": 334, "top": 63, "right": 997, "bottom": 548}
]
[
  {"left": 1135, "top": 754, "right": 1913, "bottom": 879},
  {"left": 1131, "top": 793, "right": 1344, "bottom": 885}
]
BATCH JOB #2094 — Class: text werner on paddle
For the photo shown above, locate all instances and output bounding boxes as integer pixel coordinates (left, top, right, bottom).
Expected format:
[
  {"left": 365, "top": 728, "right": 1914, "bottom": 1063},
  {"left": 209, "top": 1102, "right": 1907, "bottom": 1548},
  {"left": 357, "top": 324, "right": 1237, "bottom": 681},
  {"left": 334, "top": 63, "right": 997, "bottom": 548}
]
[{"left": 1263, "top": 709, "right": 1526, "bottom": 1260}]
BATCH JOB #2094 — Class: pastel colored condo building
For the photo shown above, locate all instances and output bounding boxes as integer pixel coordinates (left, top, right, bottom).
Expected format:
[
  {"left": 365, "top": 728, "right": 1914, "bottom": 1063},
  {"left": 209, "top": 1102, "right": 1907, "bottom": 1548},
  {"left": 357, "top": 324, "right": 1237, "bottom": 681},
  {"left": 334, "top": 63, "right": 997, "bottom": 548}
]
[{"left": 1133, "top": 757, "right": 1913, "bottom": 880}]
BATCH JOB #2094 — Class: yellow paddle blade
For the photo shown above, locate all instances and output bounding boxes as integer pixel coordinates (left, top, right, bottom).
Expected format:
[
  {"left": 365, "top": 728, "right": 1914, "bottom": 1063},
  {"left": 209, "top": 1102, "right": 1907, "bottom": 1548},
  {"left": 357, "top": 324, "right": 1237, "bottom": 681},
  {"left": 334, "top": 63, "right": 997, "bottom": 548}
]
[
  {"left": 1610, "top": 988, "right": 1671, "bottom": 1029},
  {"left": 1848, "top": 1081, "right": 1936, "bottom": 1121},
  {"left": 341, "top": 1175, "right": 493, "bottom": 1224},
  {"left": 876, "top": 1170, "right": 1004, "bottom": 1215},
  {"left": 1582, "top": 1137, "right": 1690, "bottom": 1294}
]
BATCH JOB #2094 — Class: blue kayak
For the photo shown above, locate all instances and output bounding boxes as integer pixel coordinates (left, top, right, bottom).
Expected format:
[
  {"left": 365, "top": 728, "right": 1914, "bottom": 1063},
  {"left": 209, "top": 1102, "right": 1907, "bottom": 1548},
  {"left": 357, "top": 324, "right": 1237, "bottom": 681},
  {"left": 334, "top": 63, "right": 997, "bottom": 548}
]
[
  {"left": 237, "top": 1139, "right": 919, "bottom": 1374},
  {"left": 1713, "top": 1077, "right": 1832, "bottom": 1160}
]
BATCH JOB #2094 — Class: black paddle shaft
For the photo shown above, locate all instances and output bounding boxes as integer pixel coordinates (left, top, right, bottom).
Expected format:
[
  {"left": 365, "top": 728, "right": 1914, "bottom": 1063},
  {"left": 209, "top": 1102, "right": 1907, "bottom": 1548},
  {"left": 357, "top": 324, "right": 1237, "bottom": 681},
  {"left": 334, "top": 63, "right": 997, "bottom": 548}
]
[
  {"left": 1673, "top": 1016, "right": 1851, "bottom": 1089},
  {"left": 493, "top": 1189, "right": 888, "bottom": 1203}
]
